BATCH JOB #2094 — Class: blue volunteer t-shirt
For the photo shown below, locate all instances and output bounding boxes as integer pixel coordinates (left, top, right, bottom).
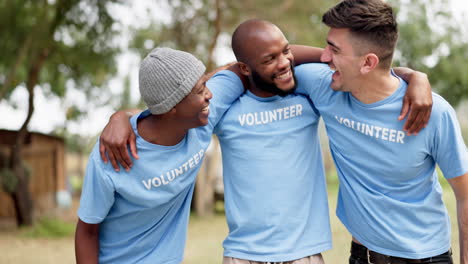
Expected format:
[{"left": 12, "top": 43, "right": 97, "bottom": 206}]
[
  {"left": 214, "top": 88, "right": 332, "bottom": 261},
  {"left": 78, "top": 70, "right": 243, "bottom": 264},
  {"left": 296, "top": 63, "right": 468, "bottom": 259}
]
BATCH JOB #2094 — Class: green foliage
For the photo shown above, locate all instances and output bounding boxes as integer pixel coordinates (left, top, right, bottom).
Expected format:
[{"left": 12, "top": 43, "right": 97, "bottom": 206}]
[
  {"left": 223, "top": 0, "right": 337, "bottom": 45},
  {"left": 391, "top": 0, "right": 468, "bottom": 106},
  {"left": 21, "top": 217, "right": 75, "bottom": 238},
  {"left": 130, "top": 0, "right": 468, "bottom": 106},
  {"left": 0, "top": 0, "right": 124, "bottom": 106},
  {"left": 0, "top": 167, "right": 17, "bottom": 193},
  {"left": 130, "top": 0, "right": 337, "bottom": 70},
  {"left": 0, "top": 162, "right": 31, "bottom": 193},
  {"left": 131, "top": 0, "right": 224, "bottom": 68},
  {"left": 70, "top": 173, "right": 84, "bottom": 193}
]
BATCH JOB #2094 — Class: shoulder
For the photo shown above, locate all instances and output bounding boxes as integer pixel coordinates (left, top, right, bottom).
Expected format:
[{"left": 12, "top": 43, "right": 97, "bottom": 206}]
[
  {"left": 207, "top": 70, "right": 243, "bottom": 87},
  {"left": 424, "top": 92, "right": 461, "bottom": 132},
  {"left": 87, "top": 141, "right": 118, "bottom": 177},
  {"left": 430, "top": 93, "right": 457, "bottom": 119},
  {"left": 295, "top": 63, "right": 333, "bottom": 91}
]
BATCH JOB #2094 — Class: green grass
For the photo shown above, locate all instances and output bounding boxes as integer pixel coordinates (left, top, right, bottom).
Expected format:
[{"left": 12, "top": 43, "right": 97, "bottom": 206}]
[
  {"left": 21, "top": 217, "right": 75, "bottom": 238},
  {"left": 7, "top": 169, "right": 459, "bottom": 263}
]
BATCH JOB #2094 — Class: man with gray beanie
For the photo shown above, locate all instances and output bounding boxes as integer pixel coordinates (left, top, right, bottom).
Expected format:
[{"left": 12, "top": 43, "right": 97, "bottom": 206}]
[{"left": 75, "top": 47, "right": 244, "bottom": 264}]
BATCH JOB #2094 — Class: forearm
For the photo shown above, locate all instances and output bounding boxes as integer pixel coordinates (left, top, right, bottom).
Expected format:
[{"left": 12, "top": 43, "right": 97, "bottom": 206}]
[
  {"left": 110, "top": 109, "right": 141, "bottom": 120},
  {"left": 206, "top": 62, "right": 237, "bottom": 79},
  {"left": 291, "top": 45, "right": 324, "bottom": 65},
  {"left": 226, "top": 63, "right": 249, "bottom": 91},
  {"left": 457, "top": 199, "right": 468, "bottom": 264},
  {"left": 75, "top": 220, "right": 99, "bottom": 264},
  {"left": 393, "top": 67, "right": 427, "bottom": 84}
]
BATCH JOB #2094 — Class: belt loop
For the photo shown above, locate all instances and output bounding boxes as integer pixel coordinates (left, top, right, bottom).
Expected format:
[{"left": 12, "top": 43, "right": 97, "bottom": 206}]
[{"left": 367, "top": 248, "right": 374, "bottom": 264}]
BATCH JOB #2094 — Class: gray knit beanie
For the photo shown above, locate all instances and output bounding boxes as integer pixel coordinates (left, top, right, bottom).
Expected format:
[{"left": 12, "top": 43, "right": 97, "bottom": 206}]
[{"left": 139, "top": 47, "right": 206, "bottom": 114}]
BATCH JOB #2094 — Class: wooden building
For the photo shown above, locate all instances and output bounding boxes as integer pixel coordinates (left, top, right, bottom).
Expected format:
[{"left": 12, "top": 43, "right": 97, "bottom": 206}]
[{"left": 0, "top": 129, "right": 66, "bottom": 221}]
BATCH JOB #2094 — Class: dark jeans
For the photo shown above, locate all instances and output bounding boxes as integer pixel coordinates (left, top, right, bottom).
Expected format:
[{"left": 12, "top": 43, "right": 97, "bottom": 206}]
[
  {"left": 349, "top": 242, "right": 453, "bottom": 264},
  {"left": 349, "top": 254, "right": 453, "bottom": 264}
]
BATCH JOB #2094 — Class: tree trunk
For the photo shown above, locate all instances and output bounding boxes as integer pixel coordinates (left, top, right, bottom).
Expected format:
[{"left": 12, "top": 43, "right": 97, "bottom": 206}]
[
  {"left": 9, "top": 48, "right": 49, "bottom": 226},
  {"left": 10, "top": 159, "right": 33, "bottom": 226},
  {"left": 206, "top": 0, "right": 222, "bottom": 72}
]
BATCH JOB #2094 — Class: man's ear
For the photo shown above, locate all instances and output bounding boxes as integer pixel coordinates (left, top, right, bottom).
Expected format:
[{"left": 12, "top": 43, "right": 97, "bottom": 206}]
[
  {"left": 360, "top": 53, "right": 379, "bottom": 74},
  {"left": 167, "top": 107, "right": 177, "bottom": 116},
  {"left": 238, "top": 62, "right": 251, "bottom": 76}
]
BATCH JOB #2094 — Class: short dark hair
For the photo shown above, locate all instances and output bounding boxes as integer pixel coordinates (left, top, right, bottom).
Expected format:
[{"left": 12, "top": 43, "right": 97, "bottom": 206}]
[{"left": 322, "top": 0, "right": 398, "bottom": 68}]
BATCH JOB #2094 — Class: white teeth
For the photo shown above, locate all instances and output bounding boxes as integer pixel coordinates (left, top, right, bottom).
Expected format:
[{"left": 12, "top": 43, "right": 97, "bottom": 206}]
[
  {"left": 275, "top": 70, "right": 290, "bottom": 80},
  {"left": 202, "top": 106, "right": 209, "bottom": 112}
]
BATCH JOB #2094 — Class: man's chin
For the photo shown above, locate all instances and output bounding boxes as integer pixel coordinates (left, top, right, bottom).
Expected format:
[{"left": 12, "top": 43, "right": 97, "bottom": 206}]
[
  {"left": 198, "top": 119, "right": 209, "bottom": 127},
  {"left": 278, "top": 84, "right": 297, "bottom": 94}
]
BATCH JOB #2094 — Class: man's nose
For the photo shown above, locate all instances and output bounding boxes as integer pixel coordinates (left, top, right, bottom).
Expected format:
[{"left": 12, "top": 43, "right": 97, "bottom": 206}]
[
  {"left": 278, "top": 53, "right": 290, "bottom": 69},
  {"left": 205, "top": 88, "right": 213, "bottom": 100},
  {"left": 321, "top": 47, "right": 331, "bottom": 63}
]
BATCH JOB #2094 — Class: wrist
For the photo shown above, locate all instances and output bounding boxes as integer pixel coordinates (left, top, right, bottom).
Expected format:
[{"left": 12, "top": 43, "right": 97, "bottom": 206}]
[
  {"left": 412, "top": 71, "right": 428, "bottom": 82},
  {"left": 110, "top": 111, "right": 131, "bottom": 121}
]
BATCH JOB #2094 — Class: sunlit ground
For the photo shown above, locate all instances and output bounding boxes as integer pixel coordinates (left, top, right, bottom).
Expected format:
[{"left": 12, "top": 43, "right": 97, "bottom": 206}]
[
  {"left": 0, "top": 176, "right": 460, "bottom": 264},
  {"left": 183, "top": 176, "right": 460, "bottom": 264}
]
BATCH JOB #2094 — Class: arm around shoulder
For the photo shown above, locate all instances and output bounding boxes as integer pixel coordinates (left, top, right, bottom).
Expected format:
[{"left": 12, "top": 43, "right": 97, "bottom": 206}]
[
  {"left": 99, "top": 110, "right": 141, "bottom": 171},
  {"left": 290, "top": 45, "right": 324, "bottom": 65},
  {"left": 393, "top": 67, "right": 432, "bottom": 135}
]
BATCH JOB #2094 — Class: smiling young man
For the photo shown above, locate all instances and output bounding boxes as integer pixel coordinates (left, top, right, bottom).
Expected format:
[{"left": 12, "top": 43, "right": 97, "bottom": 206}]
[
  {"left": 295, "top": 0, "right": 468, "bottom": 263},
  {"left": 96, "top": 20, "right": 434, "bottom": 264},
  {"left": 97, "top": 19, "right": 434, "bottom": 263},
  {"left": 74, "top": 48, "right": 244, "bottom": 264}
]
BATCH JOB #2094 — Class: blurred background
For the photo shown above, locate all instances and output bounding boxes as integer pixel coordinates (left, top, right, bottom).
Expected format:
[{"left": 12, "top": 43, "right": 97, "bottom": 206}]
[{"left": 0, "top": 0, "right": 467, "bottom": 263}]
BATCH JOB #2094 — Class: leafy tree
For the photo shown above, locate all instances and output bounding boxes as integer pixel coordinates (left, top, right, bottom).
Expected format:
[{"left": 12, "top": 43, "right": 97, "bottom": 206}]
[
  {"left": 0, "top": 0, "right": 124, "bottom": 226},
  {"left": 130, "top": 0, "right": 337, "bottom": 71},
  {"left": 391, "top": 0, "right": 468, "bottom": 106}
]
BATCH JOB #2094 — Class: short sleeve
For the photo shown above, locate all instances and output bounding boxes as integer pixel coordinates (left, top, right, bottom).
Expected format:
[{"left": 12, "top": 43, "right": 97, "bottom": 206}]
[
  {"left": 432, "top": 105, "right": 468, "bottom": 179},
  {"left": 295, "top": 63, "right": 334, "bottom": 107},
  {"left": 196, "top": 70, "right": 244, "bottom": 145},
  {"left": 77, "top": 146, "right": 116, "bottom": 224}
]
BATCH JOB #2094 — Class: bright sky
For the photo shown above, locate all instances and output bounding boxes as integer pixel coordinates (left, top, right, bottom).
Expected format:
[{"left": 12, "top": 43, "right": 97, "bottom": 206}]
[{"left": 0, "top": 0, "right": 466, "bottom": 137}]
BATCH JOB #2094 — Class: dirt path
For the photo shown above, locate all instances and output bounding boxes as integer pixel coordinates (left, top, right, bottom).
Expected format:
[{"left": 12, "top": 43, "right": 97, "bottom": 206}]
[{"left": 0, "top": 232, "right": 74, "bottom": 264}]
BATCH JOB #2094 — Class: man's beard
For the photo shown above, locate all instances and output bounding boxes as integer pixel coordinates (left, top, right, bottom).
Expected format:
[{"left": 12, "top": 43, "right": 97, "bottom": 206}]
[{"left": 250, "top": 64, "right": 297, "bottom": 97}]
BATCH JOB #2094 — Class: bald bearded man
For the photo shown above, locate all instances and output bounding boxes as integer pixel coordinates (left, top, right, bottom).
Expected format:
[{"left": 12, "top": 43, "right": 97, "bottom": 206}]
[{"left": 98, "top": 19, "right": 432, "bottom": 264}]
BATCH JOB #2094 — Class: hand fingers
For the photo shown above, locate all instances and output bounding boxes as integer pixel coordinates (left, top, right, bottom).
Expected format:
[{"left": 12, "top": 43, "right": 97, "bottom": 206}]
[
  {"left": 421, "top": 104, "right": 432, "bottom": 128},
  {"left": 405, "top": 110, "right": 425, "bottom": 135},
  {"left": 129, "top": 133, "right": 139, "bottom": 160},
  {"left": 99, "top": 140, "right": 108, "bottom": 163},
  {"left": 106, "top": 146, "right": 120, "bottom": 171},
  {"left": 112, "top": 146, "right": 130, "bottom": 171},
  {"left": 118, "top": 145, "right": 133, "bottom": 171},
  {"left": 405, "top": 101, "right": 432, "bottom": 135},
  {"left": 412, "top": 109, "right": 431, "bottom": 134},
  {"left": 398, "top": 96, "right": 410, "bottom": 121},
  {"left": 403, "top": 105, "right": 419, "bottom": 134}
]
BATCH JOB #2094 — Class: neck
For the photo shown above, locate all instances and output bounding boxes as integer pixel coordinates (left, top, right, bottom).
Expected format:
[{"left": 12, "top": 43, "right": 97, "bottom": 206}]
[
  {"left": 137, "top": 115, "right": 189, "bottom": 146},
  {"left": 246, "top": 74, "right": 279, "bottom": 98},
  {"left": 248, "top": 83, "right": 276, "bottom": 97},
  {"left": 350, "top": 69, "right": 400, "bottom": 104}
]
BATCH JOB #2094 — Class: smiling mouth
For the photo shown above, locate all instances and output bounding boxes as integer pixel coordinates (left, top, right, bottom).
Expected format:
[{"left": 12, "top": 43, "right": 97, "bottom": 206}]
[
  {"left": 201, "top": 105, "right": 209, "bottom": 113},
  {"left": 274, "top": 69, "right": 292, "bottom": 81}
]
